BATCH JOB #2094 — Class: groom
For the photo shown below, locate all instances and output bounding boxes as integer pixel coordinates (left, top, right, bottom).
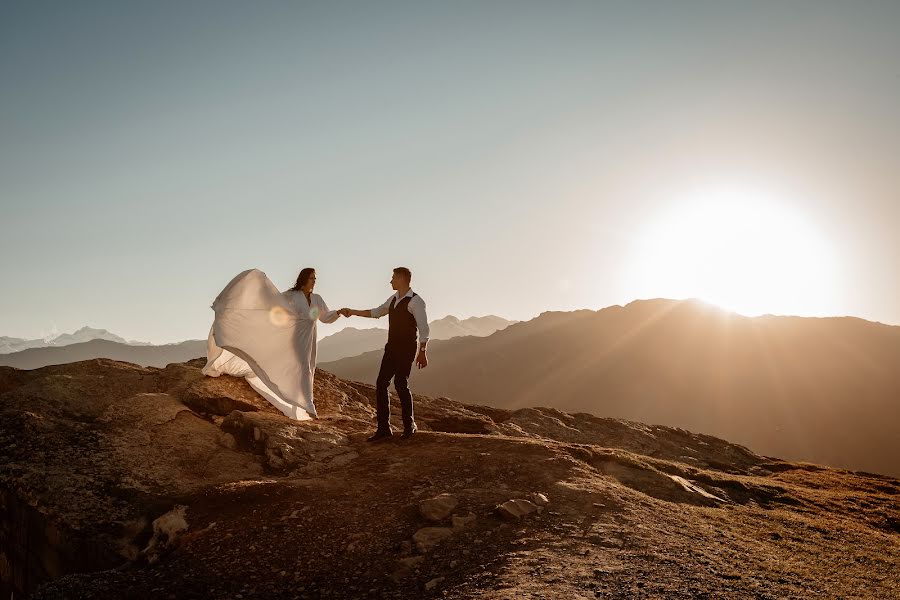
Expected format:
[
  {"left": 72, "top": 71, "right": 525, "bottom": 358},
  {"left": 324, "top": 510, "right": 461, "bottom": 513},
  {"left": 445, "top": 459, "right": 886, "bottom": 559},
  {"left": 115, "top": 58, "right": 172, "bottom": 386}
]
[{"left": 340, "top": 267, "right": 429, "bottom": 441}]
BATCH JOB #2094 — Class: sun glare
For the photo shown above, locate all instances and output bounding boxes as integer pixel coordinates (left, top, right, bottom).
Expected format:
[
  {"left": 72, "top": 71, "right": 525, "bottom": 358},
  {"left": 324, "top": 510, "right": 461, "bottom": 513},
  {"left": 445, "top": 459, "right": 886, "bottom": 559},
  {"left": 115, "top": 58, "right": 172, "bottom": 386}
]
[{"left": 625, "top": 186, "right": 841, "bottom": 317}]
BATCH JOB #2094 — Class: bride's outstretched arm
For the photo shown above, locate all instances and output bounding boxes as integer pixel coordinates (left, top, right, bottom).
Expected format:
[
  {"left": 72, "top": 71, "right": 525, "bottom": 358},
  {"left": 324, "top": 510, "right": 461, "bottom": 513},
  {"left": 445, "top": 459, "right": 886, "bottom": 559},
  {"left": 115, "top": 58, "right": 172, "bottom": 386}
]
[{"left": 317, "top": 298, "right": 341, "bottom": 324}]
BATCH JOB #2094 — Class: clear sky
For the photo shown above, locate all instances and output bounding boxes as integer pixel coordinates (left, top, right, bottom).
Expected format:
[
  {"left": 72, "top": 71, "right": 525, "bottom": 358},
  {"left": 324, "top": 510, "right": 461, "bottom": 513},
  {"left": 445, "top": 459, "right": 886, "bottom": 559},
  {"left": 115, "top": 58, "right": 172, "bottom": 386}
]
[{"left": 2, "top": 1, "right": 899, "bottom": 343}]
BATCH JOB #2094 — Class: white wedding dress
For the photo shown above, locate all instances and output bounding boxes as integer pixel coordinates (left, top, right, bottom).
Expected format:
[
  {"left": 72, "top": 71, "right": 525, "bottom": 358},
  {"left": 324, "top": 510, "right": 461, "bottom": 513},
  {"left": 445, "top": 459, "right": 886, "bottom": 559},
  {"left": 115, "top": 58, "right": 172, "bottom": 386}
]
[{"left": 201, "top": 269, "right": 339, "bottom": 420}]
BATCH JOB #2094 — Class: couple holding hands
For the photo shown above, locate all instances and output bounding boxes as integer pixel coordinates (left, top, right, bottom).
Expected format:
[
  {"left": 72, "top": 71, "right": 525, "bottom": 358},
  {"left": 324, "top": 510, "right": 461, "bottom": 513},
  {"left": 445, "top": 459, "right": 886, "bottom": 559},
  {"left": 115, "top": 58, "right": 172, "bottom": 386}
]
[{"left": 202, "top": 266, "right": 428, "bottom": 441}]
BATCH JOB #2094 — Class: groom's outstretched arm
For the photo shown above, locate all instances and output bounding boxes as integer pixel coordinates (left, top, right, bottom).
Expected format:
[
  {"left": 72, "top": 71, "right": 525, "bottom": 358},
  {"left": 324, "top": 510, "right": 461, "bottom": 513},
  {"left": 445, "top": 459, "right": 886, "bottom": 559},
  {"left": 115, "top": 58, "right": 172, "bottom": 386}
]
[{"left": 341, "top": 296, "right": 392, "bottom": 319}]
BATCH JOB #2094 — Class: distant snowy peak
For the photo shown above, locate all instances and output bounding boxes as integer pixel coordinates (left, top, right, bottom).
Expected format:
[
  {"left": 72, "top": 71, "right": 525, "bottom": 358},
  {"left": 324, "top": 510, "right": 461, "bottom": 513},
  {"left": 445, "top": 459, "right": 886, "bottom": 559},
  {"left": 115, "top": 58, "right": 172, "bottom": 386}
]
[
  {"left": 49, "top": 327, "right": 130, "bottom": 346},
  {"left": 0, "top": 327, "right": 151, "bottom": 354}
]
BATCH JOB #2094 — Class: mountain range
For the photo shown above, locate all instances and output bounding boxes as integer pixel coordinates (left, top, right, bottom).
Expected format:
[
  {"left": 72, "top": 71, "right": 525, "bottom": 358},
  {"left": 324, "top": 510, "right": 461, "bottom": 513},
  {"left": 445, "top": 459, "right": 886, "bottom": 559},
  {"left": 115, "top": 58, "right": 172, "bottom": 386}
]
[
  {"left": 7, "top": 304, "right": 900, "bottom": 477},
  {"left": 316, "top": 315, "right": 514, "bottom": 363},
  {"left": 0, "top": 326, "right": 148, "bottom": 354},
  {"left": 0, "top": 338, "right": 208, "bottom": 369},
  {"left": 0, "top": 316, "right": 514, "bottom": 369},
  {"left": 322, "top": 299, "right": 900, "bottom": 477}
]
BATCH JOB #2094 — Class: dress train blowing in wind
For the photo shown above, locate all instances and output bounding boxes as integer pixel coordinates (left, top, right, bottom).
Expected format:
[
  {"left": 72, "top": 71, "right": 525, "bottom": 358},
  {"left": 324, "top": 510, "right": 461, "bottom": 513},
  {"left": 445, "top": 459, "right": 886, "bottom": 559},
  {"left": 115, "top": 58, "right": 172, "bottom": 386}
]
[{"left": 201, "top": 268, "right": 339, "bottom": 419}]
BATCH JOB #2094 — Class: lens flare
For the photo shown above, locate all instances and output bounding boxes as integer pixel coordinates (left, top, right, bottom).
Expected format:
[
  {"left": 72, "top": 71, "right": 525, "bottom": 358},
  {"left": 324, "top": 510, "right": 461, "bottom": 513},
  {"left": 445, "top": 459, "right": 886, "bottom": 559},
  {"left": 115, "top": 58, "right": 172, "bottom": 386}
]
[
  {"left": 269, "top": 306, "right": 291, "bottom": 327},
  {"left": 308, "top": 306, "right": 320, "bottom": 320}
]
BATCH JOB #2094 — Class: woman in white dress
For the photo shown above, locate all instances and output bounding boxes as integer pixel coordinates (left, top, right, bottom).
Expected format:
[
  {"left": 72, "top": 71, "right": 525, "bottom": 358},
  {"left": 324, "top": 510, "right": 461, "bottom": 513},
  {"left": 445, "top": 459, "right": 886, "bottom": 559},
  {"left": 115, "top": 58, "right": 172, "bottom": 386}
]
[{"left": 202, "top": 267, "right": 342, "bottom": 420}]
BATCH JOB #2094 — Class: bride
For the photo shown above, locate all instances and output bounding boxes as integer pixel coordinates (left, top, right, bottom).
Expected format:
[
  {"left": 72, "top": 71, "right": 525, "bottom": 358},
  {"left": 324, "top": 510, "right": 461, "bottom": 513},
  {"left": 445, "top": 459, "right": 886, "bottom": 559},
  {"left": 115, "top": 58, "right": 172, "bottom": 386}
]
[{"left": 201, "top": 267, "right": 342, "bottom": 420}]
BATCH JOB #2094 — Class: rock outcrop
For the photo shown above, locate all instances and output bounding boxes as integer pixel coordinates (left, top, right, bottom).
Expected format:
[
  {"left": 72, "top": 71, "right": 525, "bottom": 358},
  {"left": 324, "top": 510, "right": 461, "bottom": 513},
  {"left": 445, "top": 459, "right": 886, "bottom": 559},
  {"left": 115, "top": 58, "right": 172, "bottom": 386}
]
[{"left": 1, "top": 358, "right": 898, "bottom": 599}]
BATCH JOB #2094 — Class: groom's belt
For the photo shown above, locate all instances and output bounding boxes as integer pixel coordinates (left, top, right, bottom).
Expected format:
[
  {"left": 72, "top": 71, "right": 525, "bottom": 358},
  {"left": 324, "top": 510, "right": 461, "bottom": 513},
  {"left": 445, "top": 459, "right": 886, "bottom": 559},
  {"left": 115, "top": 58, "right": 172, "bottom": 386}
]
[{"left": 385, "top": 338, "right": 417, "bottom": 349}]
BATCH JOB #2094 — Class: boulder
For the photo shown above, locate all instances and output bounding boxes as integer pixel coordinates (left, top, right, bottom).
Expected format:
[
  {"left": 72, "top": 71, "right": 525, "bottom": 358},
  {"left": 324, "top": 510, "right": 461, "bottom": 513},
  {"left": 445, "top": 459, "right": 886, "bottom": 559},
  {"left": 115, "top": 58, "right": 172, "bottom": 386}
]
[
  {"left": 496, "top": 499, "right": 539, "bottom": 520},
  {"left": 531, "top": 492, "right": 550, "bottom": 506},
  {"left": 419, "top": 493, "right": 459, "bottom": 522}
]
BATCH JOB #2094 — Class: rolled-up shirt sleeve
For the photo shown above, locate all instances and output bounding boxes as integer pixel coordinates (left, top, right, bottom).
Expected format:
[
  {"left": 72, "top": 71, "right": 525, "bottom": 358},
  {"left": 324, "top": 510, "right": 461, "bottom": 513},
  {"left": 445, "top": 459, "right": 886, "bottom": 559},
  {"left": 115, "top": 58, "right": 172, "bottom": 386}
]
[
  {"left": 369, "top": 295, "right": 394, "bottom": 319},
  {"left": 409, "top": 296, "right": 429, "bottom": 344}
]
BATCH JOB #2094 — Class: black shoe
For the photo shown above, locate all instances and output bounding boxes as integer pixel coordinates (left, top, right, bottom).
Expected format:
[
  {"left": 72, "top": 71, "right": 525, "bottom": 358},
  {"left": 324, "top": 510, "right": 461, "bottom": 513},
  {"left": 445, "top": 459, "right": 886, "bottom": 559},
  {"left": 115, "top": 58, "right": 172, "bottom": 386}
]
[
  {"left": 400, "top": 425, "right": 418, "bottom": 439},
  {"left": 367, "top": 430, "right": 393, "bottom": 442}
]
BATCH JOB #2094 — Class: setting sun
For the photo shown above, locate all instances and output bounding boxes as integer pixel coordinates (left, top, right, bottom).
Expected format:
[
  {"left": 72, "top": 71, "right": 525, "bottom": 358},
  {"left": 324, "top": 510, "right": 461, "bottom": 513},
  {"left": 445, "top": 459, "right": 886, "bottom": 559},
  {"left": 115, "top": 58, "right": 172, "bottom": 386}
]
[{"left": 625, "top": 186, "right": 842, "bottom": 317}]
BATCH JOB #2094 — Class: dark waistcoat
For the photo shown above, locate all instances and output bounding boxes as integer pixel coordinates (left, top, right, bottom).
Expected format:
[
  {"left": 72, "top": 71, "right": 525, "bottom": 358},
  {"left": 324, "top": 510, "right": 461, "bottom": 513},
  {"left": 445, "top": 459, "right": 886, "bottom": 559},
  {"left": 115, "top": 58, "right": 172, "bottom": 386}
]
[{"left": 388, "top": 294, "right": 417, "bottom": 346}]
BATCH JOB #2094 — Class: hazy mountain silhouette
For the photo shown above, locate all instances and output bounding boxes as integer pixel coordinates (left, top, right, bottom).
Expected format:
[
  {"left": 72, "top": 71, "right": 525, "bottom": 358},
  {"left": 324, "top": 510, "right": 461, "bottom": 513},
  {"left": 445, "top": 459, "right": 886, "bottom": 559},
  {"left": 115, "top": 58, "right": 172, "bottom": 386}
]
[
  {"left": 0, "top": 336, "right": 46, "bottom": 354},
  {"left": 317, "top": 328, "right": 390, "bottom": 363},
  {"left": 317, "top": 315, "right": 514, "bottom": 363},
  {"left": 0, "top": 338, "right": 206, "bottom": 369},
  {"left": 0, "top": 326, "right": 150, "bottom": 354},
  {"left": 0, "top": 316, "right": 514, "bottom": 369},
  {"left": 47, "top": 326, "right": 138, "bottom": 346},
  {"left": 429, "top": 315, "right": 515, "bottom": 339},
  {"left": 322, "top": 299, "right": 900, "bottom": 477}
]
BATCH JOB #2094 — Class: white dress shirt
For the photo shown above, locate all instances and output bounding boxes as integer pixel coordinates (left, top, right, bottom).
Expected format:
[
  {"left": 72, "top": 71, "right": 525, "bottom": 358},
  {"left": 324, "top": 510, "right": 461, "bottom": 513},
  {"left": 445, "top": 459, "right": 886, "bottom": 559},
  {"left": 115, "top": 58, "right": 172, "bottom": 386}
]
[{"left": 369, "top": 289, "right": 430, "bottom": 344}]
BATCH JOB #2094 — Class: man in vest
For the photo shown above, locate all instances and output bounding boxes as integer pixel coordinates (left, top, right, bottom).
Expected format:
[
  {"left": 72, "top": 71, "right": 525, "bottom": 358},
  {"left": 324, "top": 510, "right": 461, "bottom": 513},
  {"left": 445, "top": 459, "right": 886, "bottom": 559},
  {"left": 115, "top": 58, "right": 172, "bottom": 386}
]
[{"left": 339, "top": 267, "right": 429, "bottom": 440}]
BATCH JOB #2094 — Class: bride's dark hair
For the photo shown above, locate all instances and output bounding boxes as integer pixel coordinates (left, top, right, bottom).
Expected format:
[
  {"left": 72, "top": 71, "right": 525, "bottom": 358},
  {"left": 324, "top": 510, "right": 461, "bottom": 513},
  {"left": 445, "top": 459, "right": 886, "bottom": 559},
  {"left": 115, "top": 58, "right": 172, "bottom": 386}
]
[{"left": 290, "top": 267, "right": 316, "bottom": 291}]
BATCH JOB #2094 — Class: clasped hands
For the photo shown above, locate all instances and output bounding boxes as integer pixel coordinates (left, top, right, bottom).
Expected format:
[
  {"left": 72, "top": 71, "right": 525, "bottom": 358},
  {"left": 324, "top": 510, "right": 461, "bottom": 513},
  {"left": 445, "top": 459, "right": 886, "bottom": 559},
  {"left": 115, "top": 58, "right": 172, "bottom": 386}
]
[{"left": 337, "top": 308, "right": 352, "bottom": 318}]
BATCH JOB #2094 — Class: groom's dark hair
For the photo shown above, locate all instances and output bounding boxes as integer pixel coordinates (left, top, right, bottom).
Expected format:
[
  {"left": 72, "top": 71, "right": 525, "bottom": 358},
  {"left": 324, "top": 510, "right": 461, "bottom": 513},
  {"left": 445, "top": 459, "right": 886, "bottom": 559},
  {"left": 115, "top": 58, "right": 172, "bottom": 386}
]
[
  {"left": 393, "top": 267, "right": 412, "bottom": 282},
  {"left": 290, "top": 267, "right": 316, "bottom": 291}
]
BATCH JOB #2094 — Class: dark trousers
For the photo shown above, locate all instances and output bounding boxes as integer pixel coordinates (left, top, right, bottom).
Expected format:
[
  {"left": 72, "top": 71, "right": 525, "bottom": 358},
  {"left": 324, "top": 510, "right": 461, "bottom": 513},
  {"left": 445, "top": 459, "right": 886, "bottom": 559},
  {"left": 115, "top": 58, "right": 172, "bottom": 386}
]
[{"left": 375, "top": 342, "right": 417, "bottom": 432}]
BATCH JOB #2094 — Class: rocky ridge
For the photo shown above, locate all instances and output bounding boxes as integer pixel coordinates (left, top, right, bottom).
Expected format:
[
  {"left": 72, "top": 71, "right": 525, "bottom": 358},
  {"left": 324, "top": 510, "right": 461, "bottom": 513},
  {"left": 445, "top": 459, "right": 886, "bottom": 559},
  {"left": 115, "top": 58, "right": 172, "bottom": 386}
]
[{"left": 1, "top": 359, "right": 897, "bottom": 598}]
